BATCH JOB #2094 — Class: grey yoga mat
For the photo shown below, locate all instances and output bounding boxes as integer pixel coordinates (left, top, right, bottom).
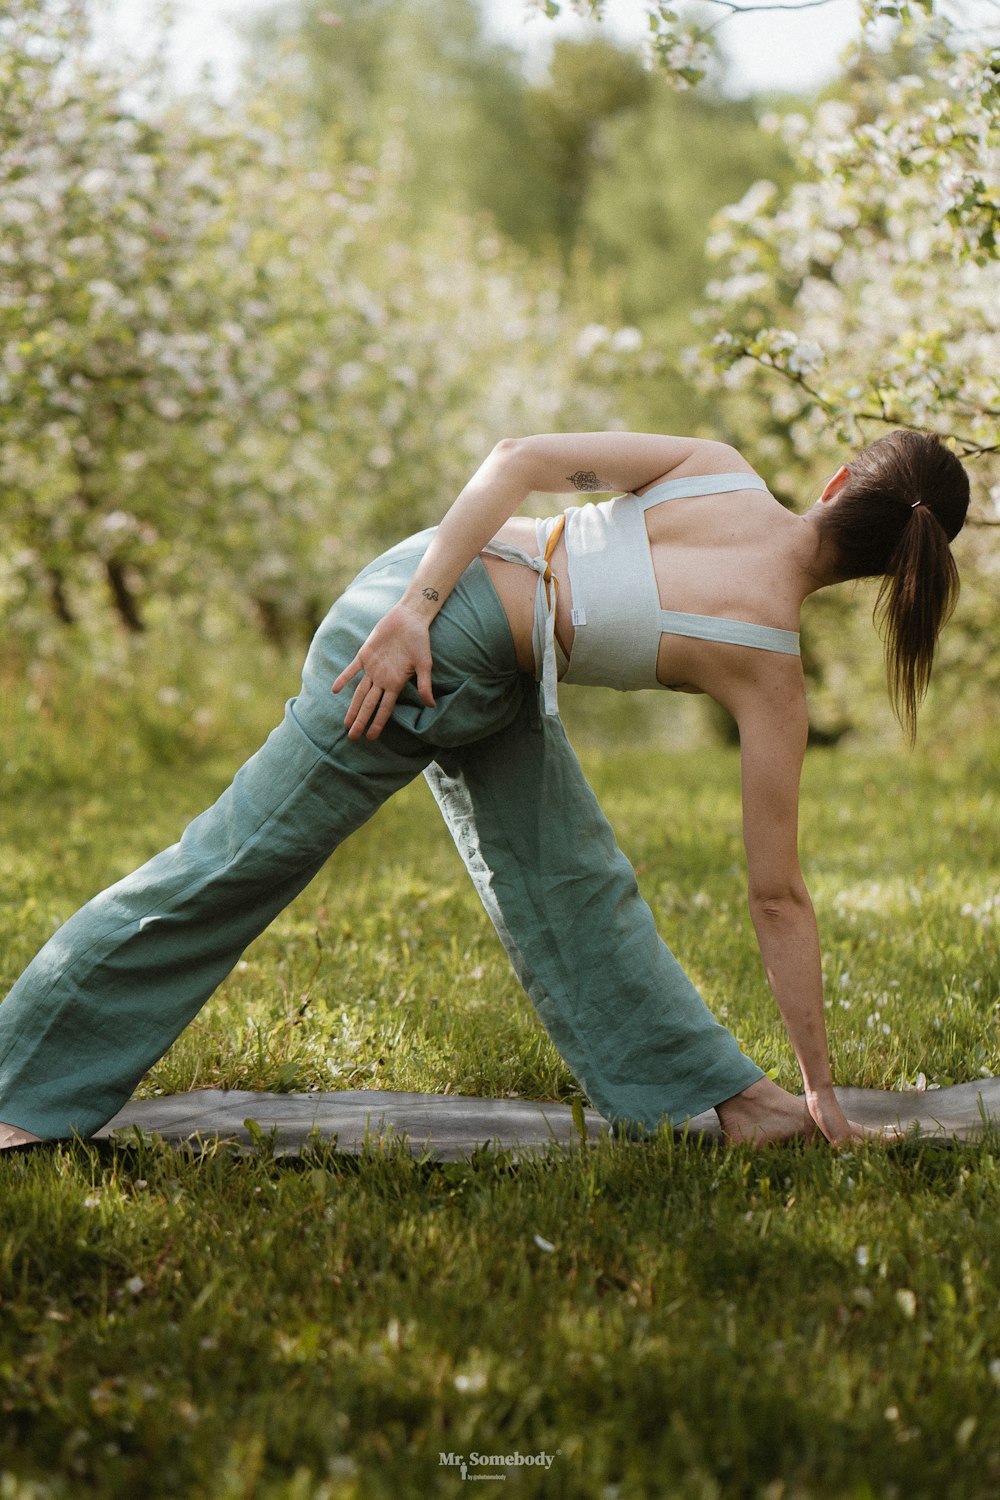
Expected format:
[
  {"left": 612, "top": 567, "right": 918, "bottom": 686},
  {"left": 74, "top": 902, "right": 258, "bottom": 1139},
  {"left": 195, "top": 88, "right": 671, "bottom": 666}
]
[{"left": 91, "top": 1080, "right": 1000, "bottom": 1161}]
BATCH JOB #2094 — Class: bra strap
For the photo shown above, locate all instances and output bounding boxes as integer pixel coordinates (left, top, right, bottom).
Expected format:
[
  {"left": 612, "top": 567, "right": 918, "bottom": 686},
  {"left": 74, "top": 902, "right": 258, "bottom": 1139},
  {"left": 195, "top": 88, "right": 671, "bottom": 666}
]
[
  {"left": 657, "top": 609, "right": 800, "bottom": 656},
  {"left": 636, "top": 471, "right": 769, "bottom": 510}
]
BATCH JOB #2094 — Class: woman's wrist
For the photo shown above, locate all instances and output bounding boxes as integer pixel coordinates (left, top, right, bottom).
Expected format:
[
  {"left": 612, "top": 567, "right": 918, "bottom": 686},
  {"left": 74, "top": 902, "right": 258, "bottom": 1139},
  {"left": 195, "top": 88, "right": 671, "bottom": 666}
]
[{"left": 398, "top": 586, "right": 441, "bottom": 623}]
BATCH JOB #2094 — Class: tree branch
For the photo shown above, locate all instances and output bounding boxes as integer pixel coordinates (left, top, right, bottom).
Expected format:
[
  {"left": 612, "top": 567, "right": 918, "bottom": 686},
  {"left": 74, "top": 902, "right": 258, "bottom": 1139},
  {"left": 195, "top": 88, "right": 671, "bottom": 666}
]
[
  {"left": 723, "top": 344, "right": 1000, "bottom": 456},
  {"left": 693, "top": 0, "right": 845, "bottom": 12}
]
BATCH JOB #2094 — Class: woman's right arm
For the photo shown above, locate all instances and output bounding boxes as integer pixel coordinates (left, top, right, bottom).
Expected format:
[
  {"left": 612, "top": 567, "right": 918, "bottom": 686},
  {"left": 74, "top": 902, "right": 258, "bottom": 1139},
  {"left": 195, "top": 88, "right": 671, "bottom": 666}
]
[
  {"left": 332, "top": 441, "right": 530, "bottom": 740},
  {"left": 394, "top": 432, "right": 741, "bottom": 634},
  {"left": 335, "top": 432, "right": 740, "bottom": 741}
]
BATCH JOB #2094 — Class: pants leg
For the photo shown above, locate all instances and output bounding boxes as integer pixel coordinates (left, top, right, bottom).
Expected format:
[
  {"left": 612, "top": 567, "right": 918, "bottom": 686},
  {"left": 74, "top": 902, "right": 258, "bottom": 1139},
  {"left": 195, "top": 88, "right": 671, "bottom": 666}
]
[
  {"left": 0, "top": 703, "right": 433, "bottom": 1142},
  {"left": 0, "top": 540, "right": 523, "bottom": 1141},
  {"left": 424, "top": 693, "right": 764, "bottom": 1135}
]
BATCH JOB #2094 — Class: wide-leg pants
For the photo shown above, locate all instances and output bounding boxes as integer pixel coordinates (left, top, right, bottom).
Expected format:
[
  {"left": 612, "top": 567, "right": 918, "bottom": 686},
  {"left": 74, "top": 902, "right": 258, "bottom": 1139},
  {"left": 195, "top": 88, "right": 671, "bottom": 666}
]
[{"left": 0, "top": 530, "right": 763, "bottom": 1141}]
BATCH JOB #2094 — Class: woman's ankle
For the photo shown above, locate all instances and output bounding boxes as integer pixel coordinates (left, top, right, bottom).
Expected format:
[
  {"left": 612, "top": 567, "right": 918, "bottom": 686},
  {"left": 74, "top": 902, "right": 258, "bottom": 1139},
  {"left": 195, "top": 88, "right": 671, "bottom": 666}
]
[
  {"left": 714, "top": 1076, "right": 808, "bottom": 1141},
  {"left": 717, "top": 1075, "right": 790, "bottom": 1113}
]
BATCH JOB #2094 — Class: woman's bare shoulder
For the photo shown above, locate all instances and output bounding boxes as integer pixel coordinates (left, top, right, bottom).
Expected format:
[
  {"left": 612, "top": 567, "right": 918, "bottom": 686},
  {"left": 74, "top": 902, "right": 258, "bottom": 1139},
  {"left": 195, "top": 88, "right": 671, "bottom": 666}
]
[
  {"left": 708, "top": 650, "right": 809, "bottom": 740},
  {"left": 634, "top": 441, "right": 762, "bottom": 497}
]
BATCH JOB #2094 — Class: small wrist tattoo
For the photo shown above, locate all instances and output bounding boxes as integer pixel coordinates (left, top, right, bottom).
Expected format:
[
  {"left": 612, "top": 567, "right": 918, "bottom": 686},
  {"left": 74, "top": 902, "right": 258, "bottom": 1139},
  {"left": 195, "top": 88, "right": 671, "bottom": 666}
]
[
  {"left": 567, "top": 470, "right": 609, "bottom": 492},
  {"left": 421, "top": 587, "right": 440, "bottom": 602}
]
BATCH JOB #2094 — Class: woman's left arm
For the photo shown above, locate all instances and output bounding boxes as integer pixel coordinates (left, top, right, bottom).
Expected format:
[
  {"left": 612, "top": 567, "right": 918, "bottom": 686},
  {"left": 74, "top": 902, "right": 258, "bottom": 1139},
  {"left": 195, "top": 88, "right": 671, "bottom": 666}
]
[{"left": 731, "top": 669, "right": 862, "bottom": 1144}]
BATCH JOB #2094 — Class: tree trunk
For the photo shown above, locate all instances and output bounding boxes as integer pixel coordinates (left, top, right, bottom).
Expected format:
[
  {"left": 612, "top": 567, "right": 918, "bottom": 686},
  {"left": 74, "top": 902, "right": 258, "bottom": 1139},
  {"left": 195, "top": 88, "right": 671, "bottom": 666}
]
[
  {"left": 105, "top": 556, "right": 145, "bottom": 633},
  {"left": 47, "top": 567, "right": 75, "bottom": 625},
  {"left": 252, "top": 595, "right": 289, "bottom": 649}
]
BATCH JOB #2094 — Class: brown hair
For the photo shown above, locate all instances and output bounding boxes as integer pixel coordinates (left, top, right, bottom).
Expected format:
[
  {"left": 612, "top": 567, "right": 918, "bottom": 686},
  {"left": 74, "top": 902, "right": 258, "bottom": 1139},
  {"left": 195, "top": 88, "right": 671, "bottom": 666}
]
[{"left": 818, "top": 430, "right": 970, "bottom": 742}]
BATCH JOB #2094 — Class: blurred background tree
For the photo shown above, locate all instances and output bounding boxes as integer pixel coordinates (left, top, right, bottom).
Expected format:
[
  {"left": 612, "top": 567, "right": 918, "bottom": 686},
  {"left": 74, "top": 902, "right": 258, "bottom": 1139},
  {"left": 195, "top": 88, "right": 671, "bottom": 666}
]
[
  {"left": 690, "top": 28, "right": 999, "bottom": 736},
  {"left": 240, "top": 0, "right": 789, "bottom": 428},
  {"left": 0, "top": 0, "right": 643, "bottom": 653},
  {"left": 1, "top": 0, "right": 995, "bottom": 746}
]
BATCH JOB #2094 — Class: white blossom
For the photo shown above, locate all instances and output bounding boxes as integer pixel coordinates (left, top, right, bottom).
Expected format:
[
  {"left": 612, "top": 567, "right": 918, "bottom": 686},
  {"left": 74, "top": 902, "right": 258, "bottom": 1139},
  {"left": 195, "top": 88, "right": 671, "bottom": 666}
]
[{"left": 0, "top": 0, "right": 642, "bottom": 652}]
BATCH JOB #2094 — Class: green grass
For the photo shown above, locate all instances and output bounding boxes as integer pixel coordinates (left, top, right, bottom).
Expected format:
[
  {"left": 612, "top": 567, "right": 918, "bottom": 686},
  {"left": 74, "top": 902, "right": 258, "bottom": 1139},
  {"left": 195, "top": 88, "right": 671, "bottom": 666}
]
[{"left": 2, "top": 646, "right": 1000, "bottom": 1499}]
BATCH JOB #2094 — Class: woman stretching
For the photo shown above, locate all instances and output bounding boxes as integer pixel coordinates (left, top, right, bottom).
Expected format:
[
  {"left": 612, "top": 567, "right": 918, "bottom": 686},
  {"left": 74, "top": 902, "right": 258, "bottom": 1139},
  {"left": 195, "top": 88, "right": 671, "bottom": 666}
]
[{"left": 0, "top": 429, "right": 969, "bottom": 1151}]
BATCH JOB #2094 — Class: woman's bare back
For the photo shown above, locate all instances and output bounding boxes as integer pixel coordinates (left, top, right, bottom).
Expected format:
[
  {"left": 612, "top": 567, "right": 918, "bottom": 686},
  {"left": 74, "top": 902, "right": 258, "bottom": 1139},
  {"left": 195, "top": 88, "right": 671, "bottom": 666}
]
[{"left": 481, "top": 462, "right": 810, "bottom": 700}]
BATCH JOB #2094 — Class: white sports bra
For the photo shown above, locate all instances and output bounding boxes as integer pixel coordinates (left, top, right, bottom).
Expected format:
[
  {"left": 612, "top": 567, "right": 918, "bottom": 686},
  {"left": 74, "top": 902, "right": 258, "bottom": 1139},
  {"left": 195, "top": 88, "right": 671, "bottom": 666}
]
[{"left": 482, "top": 470, "right": 800, "bottom": 716}]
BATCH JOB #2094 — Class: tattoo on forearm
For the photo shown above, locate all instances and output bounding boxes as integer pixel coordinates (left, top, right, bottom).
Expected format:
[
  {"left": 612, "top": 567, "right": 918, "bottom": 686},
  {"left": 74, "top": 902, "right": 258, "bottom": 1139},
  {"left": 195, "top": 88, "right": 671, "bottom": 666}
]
[
  {"left": 567, "top": 470, "right": 610, "bottom": 492},
  {"left": 421, "top": 587, "right": 440, "bottom": 602}
]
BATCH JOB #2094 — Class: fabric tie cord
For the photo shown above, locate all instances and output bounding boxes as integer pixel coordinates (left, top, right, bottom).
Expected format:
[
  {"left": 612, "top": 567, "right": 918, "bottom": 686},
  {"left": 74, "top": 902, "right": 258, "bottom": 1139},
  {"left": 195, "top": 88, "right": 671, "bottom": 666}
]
[{"left": 481, "top": 513, "right": 567, "bottom": 716}]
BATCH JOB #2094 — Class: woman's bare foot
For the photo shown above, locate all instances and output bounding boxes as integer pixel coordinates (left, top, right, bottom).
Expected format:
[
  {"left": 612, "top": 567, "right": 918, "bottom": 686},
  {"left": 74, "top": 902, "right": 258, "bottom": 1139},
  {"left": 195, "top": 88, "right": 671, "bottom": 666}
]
[
  {"left": 715, "top": 1076, "right": 816, "bottom": 1146},
  {"left": 0, "top": 1120, "right": 42, "bottom": 1150}
]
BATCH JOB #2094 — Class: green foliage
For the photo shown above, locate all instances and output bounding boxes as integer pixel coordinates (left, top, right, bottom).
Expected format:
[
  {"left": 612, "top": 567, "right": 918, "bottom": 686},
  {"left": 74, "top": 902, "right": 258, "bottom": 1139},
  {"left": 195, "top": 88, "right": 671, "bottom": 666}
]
[
  {"left": 683, "top": 28, "right": 1000, "bottom": 731},
  {"left": 244, "top": 0, "right": 560, "bottom": 243},
  {"left": 4, "top": 0, "right": 996, "bottom": 742},
  {"left": 540, "top": 0, "right": 961, "bottom": 90},
  {"left": 0, "top": 0, "right": 640, "bottom": 655},
  {"left": 532, "top": 3, "right": 1000, "bottom": 739},
  {"left": 243, "top": 1, "right": 659, "bottom": 256},
  {"left": 521, "top": 36, "right": 655, "bottom": 253},
  {"left": 698, "top": 41, "right": 999, "bottom": 459},
  {"left": 237, "top": 0, "right": 795, "bottom": 465}
]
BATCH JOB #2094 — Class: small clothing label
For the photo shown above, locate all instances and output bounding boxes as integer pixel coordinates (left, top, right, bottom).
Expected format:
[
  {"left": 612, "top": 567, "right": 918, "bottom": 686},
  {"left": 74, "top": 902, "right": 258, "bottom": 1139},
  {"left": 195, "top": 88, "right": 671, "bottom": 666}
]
[{"left": 571, "top": 608, "right": 587, "bottom": 626}]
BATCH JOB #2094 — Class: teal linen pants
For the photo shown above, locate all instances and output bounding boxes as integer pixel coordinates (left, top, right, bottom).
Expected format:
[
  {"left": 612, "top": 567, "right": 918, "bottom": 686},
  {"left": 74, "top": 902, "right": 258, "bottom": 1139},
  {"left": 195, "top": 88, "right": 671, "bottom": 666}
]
[{"left": 0, "top": 531, "right": 763, "bottom": 1141}]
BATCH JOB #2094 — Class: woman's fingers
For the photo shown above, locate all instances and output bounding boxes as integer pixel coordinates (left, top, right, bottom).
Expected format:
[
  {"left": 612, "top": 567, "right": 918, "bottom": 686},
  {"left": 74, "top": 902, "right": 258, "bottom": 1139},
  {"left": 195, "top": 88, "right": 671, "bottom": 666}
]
[
  {"left": 806, "top": 1092, "right": 906, "bottom": 1148},
  {"left": 343, "top": 675, "right": 369, "bottom": 728},
  {"left": 415, "top": 658, "right": 436, "bottom": 709},
  {"left": 345, "top": 679, "right": 384, "bottom": 740},
  {"left": 345, "top": 676, "right": 383, "bottom": 735},
  {"left": 344, "top": 678, "right": 407, "bottom": 742},
  {"left": 364, "top": 688, "right": 401, "bottom": 741},
  {"left": 332, "top": 607, "right": 437, "bottom": 736},
  {"left": 332, "top": 654, "right": 363, "bottom": 695},
  {"left": 827, "top": 1119, "right": 907, "bottom": 1147},
  {"left": 839, "top": 1117, "right": 905, "bottom": 1143},
  {"left": 862, "top": 1121, "right": 906, "bottom": 1144}
]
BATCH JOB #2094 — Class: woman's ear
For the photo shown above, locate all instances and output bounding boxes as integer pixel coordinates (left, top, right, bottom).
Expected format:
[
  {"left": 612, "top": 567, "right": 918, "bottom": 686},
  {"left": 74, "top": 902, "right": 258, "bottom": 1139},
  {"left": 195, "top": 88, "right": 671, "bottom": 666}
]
[{"left": 819, "top": 465, "right": 851, "bottom": 504}]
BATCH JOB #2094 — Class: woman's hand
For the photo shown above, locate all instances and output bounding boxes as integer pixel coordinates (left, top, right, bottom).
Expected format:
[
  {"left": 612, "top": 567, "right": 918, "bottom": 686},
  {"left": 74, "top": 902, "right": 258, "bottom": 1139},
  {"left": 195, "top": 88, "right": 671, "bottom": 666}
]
[
  {"left": 332, "top": 602, "right": 436, "bottom": 742},
  {"left": 806, "top": 1086, "right": 901, "bottom": 1145}
]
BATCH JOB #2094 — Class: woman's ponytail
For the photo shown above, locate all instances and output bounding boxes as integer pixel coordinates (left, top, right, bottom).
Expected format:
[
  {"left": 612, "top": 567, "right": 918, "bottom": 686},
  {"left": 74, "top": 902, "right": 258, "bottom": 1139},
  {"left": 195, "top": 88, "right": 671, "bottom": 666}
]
[
  {"left": 817, "top": 430, "right": 970, "bottom": 742},
  {"left": 875, "top": 501, "right": 960, "bottom": 743}
]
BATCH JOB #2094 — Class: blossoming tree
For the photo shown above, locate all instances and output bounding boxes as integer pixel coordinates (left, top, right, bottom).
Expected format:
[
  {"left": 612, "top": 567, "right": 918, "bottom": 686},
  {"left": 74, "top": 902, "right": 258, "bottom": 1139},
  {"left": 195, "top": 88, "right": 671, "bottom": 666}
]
[
  {"left": 543, "top": 1, "right": 998, "bottom": 726},
  {"left": 0, "top": 0, "right": 636, "bottom": 651},
  {"left": 691, "top": 34, "right": 999, "bottom": 719}
]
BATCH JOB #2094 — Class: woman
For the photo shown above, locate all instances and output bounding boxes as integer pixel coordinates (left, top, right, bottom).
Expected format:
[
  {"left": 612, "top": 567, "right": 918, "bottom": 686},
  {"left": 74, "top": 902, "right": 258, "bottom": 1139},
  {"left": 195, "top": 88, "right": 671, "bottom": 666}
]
[{"left": 0, "top": 428, "right": 969, "bottom": 1151}]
